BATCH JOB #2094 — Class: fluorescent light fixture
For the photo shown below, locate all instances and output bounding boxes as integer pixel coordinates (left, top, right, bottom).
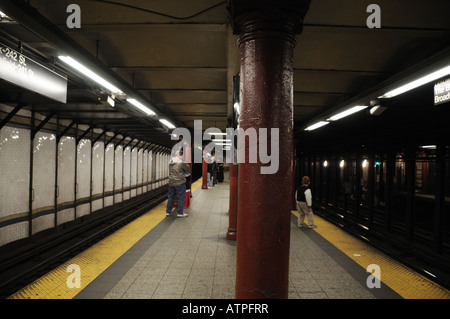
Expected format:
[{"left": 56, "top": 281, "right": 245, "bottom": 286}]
[
  {"left": 233, "top": 102, "right": 240, "bottom": 115},
  {"left": 0, "top": 11, "right": 10, "bottom": 19},
  {"left": 369, "top": 105, "right": 387, "bottom": 116},
  {"left": 304, "top": 121, "right": 330, "bottom": 131},
  {"left": 58, "top": 56, "right": 123, "bottom": 94},
  {"left": 420, "top": 145, "right": 436, "bottom": 149},
  {"left": 328, "top": 105, "right": 368, "bottom": 121},
  {"left": 380, "top": 65, "right": 450, "bottom": 98},
  {"left": 106, "top": 95, "right": 115, "bottom": 107},
  {"left": 159, "top": 119, "right": 175, "bottom": 129},
  {"left": 423, "top": 269, "right": 437, "bottom": 278},
  {"left": 362, "top": 159, "right": 368, "bottom": 168},
  {"left": 214, "top": 143, "right": 232, "bottom": 146},
  {"left": 212, "top": 139, "right": 231, "bottom": 142},
  {"left": 127, "top": 98, "right": 155, "bottom": 116},
  {"left": 207, "top": 132, "right": 227, "bottom": 136}
]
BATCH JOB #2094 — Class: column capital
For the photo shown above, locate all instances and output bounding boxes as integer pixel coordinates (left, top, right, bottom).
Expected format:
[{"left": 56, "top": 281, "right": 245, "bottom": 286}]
[{"left": 227, "top": 0, "right": 311, "bottom": 35}]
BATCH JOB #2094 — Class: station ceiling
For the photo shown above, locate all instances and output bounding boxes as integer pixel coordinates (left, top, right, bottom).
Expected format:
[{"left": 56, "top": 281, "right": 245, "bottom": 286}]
[{"left": 1, "top": 0, "right": 450, "bottom": 148}]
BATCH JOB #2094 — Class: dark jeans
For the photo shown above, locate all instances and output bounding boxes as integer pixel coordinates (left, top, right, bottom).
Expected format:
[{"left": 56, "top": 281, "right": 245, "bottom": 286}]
[{"left": 166, "top": 183, "right": 186, "bottom": 215}]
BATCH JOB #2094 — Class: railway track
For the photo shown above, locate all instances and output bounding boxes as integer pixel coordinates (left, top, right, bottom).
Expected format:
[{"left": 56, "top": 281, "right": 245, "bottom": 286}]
[{"left": 0, "top": 187, "right": 168, "bottom": 298}]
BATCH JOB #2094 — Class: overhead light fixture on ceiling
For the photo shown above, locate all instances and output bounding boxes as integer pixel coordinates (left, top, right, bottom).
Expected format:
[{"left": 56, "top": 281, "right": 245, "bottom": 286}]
[
  {"left": 0, "top": 10, "right": 12, "bottom": 21},
  {"left": 207, "top": 132, "right": 227, "bottom": 136},
  {"left": 379, "top": 65, "right": 450, "bottom": 98},
  {"left": 127, "top": 98, "right": 155, "bottom": 116},
  {"left": 420, "top": 145, "right": 437, "bottom": 149},
  {"left": 304, "top": 121, "right": 330, "bottom": 131},
  {"left": 369, "top": 104, "right": 387, "bottom": 116},
  {"left": 327, "top": 105, "right": 368, "bottom": 121},
  {"left": 58, "top": 55, "right": 123, "bottom": 95},
  {"left": 213, "top": 143, "right": 232, "bottom": 146},
  {"left": 159, "top": 119, "right": 175, "bottom": 129}
]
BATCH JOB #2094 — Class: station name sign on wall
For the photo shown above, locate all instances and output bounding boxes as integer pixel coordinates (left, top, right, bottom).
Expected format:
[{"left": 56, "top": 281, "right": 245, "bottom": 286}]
[
  {"left": 0, "top": 42, "right": 67, "bottom": 103},
  {"left": 434, "top": 78, "right": 450, "bottom": 106}
]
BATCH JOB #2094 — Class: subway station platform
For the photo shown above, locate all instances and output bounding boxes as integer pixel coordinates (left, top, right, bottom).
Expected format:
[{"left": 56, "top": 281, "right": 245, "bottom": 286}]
[{"left": 8, "top": 173, "right": 450, "bottom": 301}]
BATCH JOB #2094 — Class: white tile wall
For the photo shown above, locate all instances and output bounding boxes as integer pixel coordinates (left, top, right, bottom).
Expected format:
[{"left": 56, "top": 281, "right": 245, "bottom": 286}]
[
  {"left": 114, "top": 145, "right": 123, "bottom": 203},
  {"left": 136, "top": 149, "right": 143, "bottom": 195},
  {"left": 57, "top": 136, "right": 75, "bottom": 225},
  {"left": 0, "top": 119, "right": 168, "bottom": 248},
  {"left": 0, "top": 126, "right": 30, "bottom": 246},
  {"left": 131, "top": 148, "right": 138, "bottom": 198},
  {"left": 92, "top": 141, "right": 104, "bottom": 212},
  {"left": 123, "top": 146, "right": 131, "bottom": 200},
  {"left": 149, "top": 150, "right": 154, "bottom": 190},
  {"left": 76, "top": 138, "right": 91, "bottom": 217},
  {"left": 155, "top": 153, "right": 159, "bottom": 188},
  {"left": 104, "top": 143, "right": 114, "bottom": 207},
  {"left": 32, "top": 131, "right": 56, "bottom": 234},
  {"left": 142, "top": 150, "right": 148, "bottom": 193}
]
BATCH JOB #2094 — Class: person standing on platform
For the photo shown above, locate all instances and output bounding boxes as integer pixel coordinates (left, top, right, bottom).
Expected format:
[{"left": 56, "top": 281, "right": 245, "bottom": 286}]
[
  {"left": 207, "top": 151, "right": 216, "bottom": 188},
  {"left": 211, "top": 152, "right": 217, "bottom": 187},
  {"left": 296, "top": 176, "right": 317, "bottom": 228},
  {"left": 166, "top": 150, "right": 190, "bottom": 217},
  {"left": 207, "top": 161, "right": 213, "bottom": 188}
]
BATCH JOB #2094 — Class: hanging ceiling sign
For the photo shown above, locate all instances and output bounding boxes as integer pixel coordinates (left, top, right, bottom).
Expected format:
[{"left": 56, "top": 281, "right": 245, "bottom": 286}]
[
  {"left": 434, "top": 78, "right": 450, "bottom": 106},
  {"left": 0, "top": 42, "right": 67, "bottom": 103}
]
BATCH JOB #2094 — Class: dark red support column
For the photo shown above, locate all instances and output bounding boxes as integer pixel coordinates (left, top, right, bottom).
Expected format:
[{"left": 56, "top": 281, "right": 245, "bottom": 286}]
[
  {"left": 229, "top": 0, "right": 310, "bottom": 299},
  {"left": 202, "top": 149, "right": 208, "bottom": 189},
  {"left": 226, "top": 163, "right": 238, "bottom": 240}
]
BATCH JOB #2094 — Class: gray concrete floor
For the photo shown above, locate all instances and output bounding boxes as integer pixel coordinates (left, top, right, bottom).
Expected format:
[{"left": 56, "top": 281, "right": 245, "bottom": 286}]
[{"left": 75, "top": 172, "right": 400, "bottom": 299}]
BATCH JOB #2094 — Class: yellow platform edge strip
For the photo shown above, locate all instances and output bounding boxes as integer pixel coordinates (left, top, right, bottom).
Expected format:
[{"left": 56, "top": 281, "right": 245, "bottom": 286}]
[
  {"left": 291, "top": 210, "right": 450, "bottom": 299},
  {"left": 9, "top": 179, "right": 203, "bottom": 299},
  {"left": 10, "top": 180, "right": 449, "bottom": 299}
]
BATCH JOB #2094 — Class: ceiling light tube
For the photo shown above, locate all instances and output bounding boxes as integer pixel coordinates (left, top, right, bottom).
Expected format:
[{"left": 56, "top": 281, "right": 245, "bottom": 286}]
[
  {"left": 58, "top": 56, "right": 123, "bottom": 94},
  {"left": 380, "top": 65, "right": 450, "bottom": 98},
  {"left": 159, "top": 119, "right": 175, "bottom": 129},
  {"left": 304, "top": 121, "right": 330, "bottom": 131},
  {"left": 207, "top": 132, "right": 227, "bottom": 136},
  {"left": 127, "top": 98, "right": 155, "bottom": 116},
  {"left": 213, "top": 143, "right": 232, "bottom": 146},
  {"left": 327, "top": 105, "right": 368, "bottom": 121}
]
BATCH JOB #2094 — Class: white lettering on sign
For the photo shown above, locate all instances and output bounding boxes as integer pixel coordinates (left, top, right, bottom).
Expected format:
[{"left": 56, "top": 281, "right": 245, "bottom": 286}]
[
  {"left": 0, "top": 46, "right": 33, "bottom": 80},
  {"left": 434, "top": 78, "right": 450, "bottom": 105},
  {"left": 0, "top": 42, "right": 67, "bottom": 103}
]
